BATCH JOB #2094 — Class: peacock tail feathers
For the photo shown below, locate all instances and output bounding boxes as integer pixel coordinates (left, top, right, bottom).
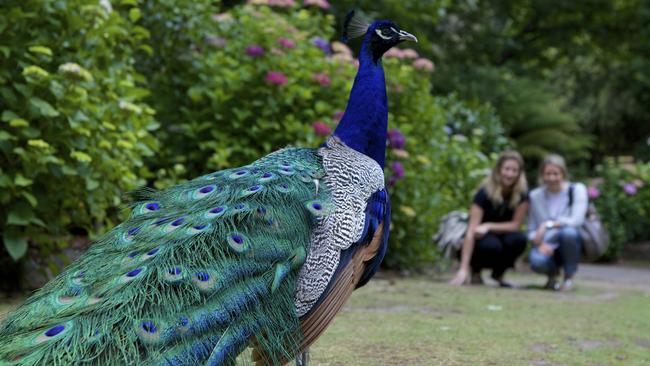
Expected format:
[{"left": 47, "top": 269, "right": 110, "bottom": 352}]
[{"left": 0, "top": 147, "right": 331, "bottom": 365}]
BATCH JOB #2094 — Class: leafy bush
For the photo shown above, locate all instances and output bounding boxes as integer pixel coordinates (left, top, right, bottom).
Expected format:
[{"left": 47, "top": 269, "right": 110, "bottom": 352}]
[
  {"left": 0, "top": 1, "right": 158, "bottom": 261},
  {"left": 588, "top": 160, "right": 650, "bottom": 259},
  {"left": 437, "top": 94, "right": 508, "bottom": 155},
  {"left": 0, "top": 0, "right": 505, "bottom": 276},
  {"left": 377, "top": 55, "right": 497, "bottom": 269}
]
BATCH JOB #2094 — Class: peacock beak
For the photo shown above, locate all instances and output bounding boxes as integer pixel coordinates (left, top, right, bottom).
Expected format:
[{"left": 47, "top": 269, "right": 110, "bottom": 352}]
[{"left": 398, "top": 30, "right": 418, "bottom": 43}]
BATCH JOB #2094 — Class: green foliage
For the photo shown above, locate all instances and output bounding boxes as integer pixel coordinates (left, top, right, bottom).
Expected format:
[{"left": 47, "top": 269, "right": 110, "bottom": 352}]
[
  {"left": 436, "top": 93, "right": 508, "bottom": 154},
  {"left": 434, "top": 68, "right": 591, "bottom": 169},
  {"left": 0, "top": 1, "right": 158, "bottom": 260},
  {"left": 589, "top": 160, "right": 650, "bottom": 260},
  {"left": 380, "top": 57, "right": 495, "bottom": 269},
  {"left": 136, "top": 3, "right": 351, "bottom": 185},
  {"left": 0, "top": 0, "right": 505, "bottom": 274}
]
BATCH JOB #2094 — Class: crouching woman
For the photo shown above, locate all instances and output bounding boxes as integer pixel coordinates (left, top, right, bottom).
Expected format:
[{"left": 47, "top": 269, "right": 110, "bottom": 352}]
[
  {"left": 450, "top": 151, "right": 529, "bottom": 287},
  {"left": 528, "top": 154, "right": 587, "bottom": 291}
]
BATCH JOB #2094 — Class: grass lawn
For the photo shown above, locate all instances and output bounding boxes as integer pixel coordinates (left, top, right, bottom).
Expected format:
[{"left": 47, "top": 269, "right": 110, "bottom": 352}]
[
  {"left": 310, "top": 272, "right": 650, "bottom": 366},
  {"left": 1, "top": 270, "right": 648, "bottom": 365}
]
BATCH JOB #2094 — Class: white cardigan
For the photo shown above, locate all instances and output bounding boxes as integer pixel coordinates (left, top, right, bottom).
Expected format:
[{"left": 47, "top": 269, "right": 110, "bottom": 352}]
[{"left": 527, "top": 182, "right": 588, "bottom": 242}]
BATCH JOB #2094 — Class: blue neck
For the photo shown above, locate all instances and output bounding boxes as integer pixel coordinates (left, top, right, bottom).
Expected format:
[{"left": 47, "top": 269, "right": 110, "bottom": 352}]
[{"left": 333, "top": 41, "right": 388, "bottom": 168}]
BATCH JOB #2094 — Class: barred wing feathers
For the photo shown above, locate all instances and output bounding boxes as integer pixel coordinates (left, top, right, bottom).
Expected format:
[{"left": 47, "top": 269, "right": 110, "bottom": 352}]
[{"left": 0, "top": 147, "right": 331, "bottom": 366}]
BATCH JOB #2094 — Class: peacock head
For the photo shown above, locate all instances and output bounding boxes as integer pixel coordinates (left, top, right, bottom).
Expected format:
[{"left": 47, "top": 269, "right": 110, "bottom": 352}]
[{"left": 343, "top": 11, "right": 418, "bottom": 63}]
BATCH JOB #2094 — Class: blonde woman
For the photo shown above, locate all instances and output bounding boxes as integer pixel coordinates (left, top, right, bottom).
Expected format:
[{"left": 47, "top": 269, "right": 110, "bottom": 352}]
[
  {"left": 528, "top": 154, "right": 587, "bottom": 291},
  {"left": 450, "top": 151, "right": 529, "bottom": 287}
]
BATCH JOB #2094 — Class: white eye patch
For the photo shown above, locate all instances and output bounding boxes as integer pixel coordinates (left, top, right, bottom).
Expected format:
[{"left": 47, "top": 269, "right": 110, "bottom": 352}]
[{"left": 375, "top": 29, "right": 392, "bottom": 40}]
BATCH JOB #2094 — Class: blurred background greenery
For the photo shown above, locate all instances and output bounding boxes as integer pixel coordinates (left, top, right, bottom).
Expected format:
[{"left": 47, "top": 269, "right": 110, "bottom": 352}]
[{"left": 1, "top": 0, "right": 649, "bottom": 288}]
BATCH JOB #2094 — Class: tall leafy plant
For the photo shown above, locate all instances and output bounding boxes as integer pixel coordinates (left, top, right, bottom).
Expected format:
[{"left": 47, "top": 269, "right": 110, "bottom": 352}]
[{"left": 0, "top": 1, "right": 159, "bottom": 262}]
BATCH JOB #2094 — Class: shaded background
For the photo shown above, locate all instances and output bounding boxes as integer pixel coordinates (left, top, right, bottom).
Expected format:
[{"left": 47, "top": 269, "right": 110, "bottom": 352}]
[{"left": 1, "top": 0, "right": 649, "bottom": 289}]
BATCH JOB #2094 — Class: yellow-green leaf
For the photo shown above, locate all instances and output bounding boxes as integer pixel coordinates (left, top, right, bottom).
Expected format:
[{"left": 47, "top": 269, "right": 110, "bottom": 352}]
[
  {"left": 399, "top": 205, "right": 417, "bottom": 217},
  {"left": 71, "top": 151, "right": 92, "bottom": 163},
  {"left": 28, "top": 46, "right": 53, "bottom": 56},
  {"left": 9, "top": 118, "right": 29, "bottom": 127},
  {"left": 14, "top": 174, "right": 33, "bottom": 187},
  {"left": 129, "top": 8, "right": 141, "bottom": 22},
  {"left": 22, "top": 65, "right": 49, "bottom": 79},
  {"left": 117, "top": 140, "right": 134, "bottom": 149},
  {"left": 28, "top": 139, "right": 50, "bottom": 149}
]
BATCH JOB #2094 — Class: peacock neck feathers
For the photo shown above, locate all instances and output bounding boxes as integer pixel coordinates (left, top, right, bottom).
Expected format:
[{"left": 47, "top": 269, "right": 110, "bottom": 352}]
[{"left": 333, "top": 36, "right": 388, "bottom": 169}]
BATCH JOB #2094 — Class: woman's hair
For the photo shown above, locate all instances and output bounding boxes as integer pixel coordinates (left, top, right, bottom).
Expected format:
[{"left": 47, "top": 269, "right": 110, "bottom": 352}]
[
  {"left": 482, "top": 150, "right": 528, "bottom": 209},
  {"left": 539, "top": 154, "right": 568, "bottom": 184}
]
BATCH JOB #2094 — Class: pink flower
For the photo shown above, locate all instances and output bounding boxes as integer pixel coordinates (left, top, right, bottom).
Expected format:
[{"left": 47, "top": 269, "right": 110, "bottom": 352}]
[
  {"left": 384, "top": 48, "right": 404, "bottom": 59},
  {"left": 591, "top": 177, "right": 604, "bottom": 186},
  {"left": 333, "top": 111, "right": 344, "bottom": 122},
  {"left": 312, "top": 72, "right": 331, "bottom": 87},
  {"left": 248, "top": 0, "right": 295, "bottom": 6},
  {"left": 391, "top": 84, "right": 404, "bottom": 93},
  {"left": 587, "top": 186, "right": 600, "bottom": 199},
  {"left": 401, "top": 48, "right": 419, "bottom": 59},
  {"left": 271, "top": 47, "right": 285, "bottom": 56},
  {"left": 269, "top": 0, "right": 295, "bottom": 6},
  {"left": 331, "top": 41, "right": 352, "bottom": 56},
  {"left": 413, "top": 58, "right": 435, "bottom": 72},
  {"left": 206, "top": 36, "right": 227, "bottom": 47},
  {"left": 624, "top": 183, "right": 637, "bottom": 196},
  {"left": 265, "top": 71, "right": 288, "bottom": 86},
  {"left": 312, "top": 121, "right": 332, "bottom": 136},
  {"left": 212, "top": 13, "right": 233, "bottom": 22},
  {"left": 303, "top": 0, "right": 330, "bottom": 9},
  {"left": 246, "top": 45, "right": 265, "bottom": 57},
  {"left": 277, "top": 38, "right": 296, "bottom": 49}
]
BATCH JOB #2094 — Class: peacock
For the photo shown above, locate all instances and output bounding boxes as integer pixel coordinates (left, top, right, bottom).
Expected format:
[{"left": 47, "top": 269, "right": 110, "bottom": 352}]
[{"left": 0, "top": 11, "right": 416, "bottom": 365}]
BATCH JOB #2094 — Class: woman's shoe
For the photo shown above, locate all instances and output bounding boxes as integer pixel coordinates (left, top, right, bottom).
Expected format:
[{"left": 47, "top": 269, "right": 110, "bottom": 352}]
[
  {"left": 491, "top": 273, "right": 513, "bottom": 288},
  {"left": 470, "top": 272, "right": 484, "bottom": 285},
  {"left": 544, "top": 276, "right": 560, "bottom": 291},
  {"left": 560, "top": 279, "right": 574, "bottom": 292}
]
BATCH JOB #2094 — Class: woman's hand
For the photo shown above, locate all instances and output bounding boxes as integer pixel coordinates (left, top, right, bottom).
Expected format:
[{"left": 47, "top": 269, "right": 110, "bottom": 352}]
[
  {"left": 538, "top": 242, "right": 554, "bottom": 256},
  {"left": 533, "top": 223, "right": 546, "bottom": 245},
  {"left": 450, "top": 267, "right": 469, "bottom": 286},
  {"left": 474, "top": 224, "right": 490, "bottom": 238}
]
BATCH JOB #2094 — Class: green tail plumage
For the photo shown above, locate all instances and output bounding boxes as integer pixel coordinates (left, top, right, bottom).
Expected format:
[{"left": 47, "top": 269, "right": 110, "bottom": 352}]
[{"left": 0, "top": 147, "right": 330, "bottom": 365}]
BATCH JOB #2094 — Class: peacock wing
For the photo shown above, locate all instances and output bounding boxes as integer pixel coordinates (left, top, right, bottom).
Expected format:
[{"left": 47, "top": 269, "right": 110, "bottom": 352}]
[{"left": 0, "top": 147, "right": 332, "bottom": 366}]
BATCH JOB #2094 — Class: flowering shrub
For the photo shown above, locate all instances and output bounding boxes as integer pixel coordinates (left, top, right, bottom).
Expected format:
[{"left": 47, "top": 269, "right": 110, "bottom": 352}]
[
  {"left": 138, "top": 1, "right": 495, "bottom": 269},
  {"left": 588, "top": 160, "right": 650, "bottom": 259},
  {"left": 137, "top": 3, "right": 352, "bottom": 183},
  {"left": 0, "top": 0, "right": 505, "bottom": 276}
]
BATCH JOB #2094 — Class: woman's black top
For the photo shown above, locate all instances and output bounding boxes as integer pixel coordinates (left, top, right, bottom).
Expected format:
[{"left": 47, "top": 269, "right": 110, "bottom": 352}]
[{"left": 473, "top": 187, "right": 528, "bottom": 223}]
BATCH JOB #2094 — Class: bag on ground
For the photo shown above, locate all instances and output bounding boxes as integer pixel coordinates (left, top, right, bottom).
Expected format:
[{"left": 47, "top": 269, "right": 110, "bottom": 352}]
[{"left": 433, "top": 210, "right": 468, "bottom": 259}]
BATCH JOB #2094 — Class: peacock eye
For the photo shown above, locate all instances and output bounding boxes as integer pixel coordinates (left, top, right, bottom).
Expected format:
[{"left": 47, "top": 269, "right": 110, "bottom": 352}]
[{"left": 375, "top": 28, "right": 393, "bottom": 40}]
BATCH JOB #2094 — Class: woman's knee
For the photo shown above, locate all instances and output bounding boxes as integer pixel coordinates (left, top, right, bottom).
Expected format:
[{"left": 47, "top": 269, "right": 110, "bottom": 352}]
[
  {"left": 474, "top": 234, "right": 502, "bottom": 252},
  {"left": 504, "top": 232, "right": 527, "bottom": 252},
  {"left": 528, "top": 249, "right": 552, "bottom": 274},
  {"left": 558, "top": 226, "right": 581, "bottom": 245}
]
